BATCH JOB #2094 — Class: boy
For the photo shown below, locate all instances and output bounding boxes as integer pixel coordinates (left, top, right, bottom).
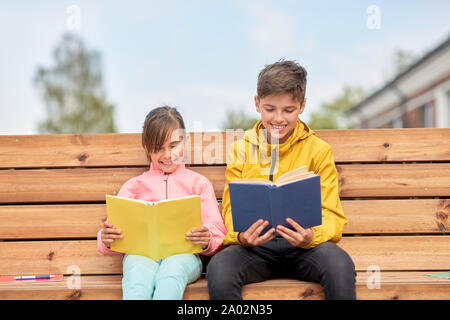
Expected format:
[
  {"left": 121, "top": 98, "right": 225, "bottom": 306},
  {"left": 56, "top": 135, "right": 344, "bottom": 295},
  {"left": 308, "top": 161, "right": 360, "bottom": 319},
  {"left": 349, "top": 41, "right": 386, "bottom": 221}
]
[{"left": 206, "top": 60, "right": 356, "bottom": 300}]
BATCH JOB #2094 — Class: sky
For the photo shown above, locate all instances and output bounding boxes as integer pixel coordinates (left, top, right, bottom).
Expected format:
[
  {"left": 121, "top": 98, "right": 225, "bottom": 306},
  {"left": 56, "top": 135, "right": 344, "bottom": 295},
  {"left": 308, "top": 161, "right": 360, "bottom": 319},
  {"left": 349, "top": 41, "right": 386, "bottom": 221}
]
[{"left": 1, "top": 0, "right": 449, "bottom": 134}]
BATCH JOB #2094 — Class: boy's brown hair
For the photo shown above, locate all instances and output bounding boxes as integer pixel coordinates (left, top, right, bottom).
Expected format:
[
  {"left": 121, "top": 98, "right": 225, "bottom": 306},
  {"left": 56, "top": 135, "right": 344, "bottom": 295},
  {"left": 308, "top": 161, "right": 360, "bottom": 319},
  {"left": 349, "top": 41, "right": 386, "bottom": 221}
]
[
  {"left": 142, "top": 106, "right": 185, "bottom": 156},
  {"left": 257, "top": 60, "right": 307, "bottom": 103}
]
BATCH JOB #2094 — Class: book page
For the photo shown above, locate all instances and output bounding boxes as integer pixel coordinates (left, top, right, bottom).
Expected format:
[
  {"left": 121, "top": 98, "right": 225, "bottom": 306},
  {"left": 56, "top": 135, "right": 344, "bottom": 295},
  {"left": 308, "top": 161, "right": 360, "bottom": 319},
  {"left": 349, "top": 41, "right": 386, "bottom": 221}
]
[
  {"left": 231, "top": 178, "right": 272, "bottom": 185},
  {"left": 155, "top": 197, "right": 203, "bottom": 260},
  {"left": 275, "top": 171, "right": 315, "bottom": 186},
  {"left": 107, "top": 195, "right": 157, "bottom": 258},
  {"left": 275, "top": 166, "right": 315, "bottom": 186}
]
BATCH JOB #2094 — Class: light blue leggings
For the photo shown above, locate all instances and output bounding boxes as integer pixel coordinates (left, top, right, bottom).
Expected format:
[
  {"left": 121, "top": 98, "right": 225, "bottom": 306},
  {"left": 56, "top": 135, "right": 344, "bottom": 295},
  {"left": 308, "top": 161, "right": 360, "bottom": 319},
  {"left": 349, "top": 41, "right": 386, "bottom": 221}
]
[{"left": 122, "top": 253, "right": 202, "bottom": 300}]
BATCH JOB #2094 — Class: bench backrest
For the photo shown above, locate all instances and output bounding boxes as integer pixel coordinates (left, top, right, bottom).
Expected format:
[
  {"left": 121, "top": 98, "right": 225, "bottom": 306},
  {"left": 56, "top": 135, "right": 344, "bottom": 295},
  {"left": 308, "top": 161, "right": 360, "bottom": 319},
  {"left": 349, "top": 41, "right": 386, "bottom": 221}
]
[{"left": 0, "top": 128, "right": 449, "bottom": 276}]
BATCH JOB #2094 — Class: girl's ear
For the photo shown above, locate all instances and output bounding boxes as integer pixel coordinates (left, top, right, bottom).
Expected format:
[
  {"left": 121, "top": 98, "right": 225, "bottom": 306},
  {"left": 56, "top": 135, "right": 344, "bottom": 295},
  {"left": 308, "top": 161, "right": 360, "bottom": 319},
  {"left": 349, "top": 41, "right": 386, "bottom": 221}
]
[{"left": 254, "top": 96, "right": 261, "bottom": 113}]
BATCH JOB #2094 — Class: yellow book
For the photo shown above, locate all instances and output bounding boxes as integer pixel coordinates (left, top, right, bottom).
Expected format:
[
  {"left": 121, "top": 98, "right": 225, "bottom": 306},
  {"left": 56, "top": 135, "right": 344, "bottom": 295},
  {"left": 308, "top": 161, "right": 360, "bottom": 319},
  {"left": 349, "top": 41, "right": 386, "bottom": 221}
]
[{"left": 105, "top": 194, "right": 203, "bottom": 261}]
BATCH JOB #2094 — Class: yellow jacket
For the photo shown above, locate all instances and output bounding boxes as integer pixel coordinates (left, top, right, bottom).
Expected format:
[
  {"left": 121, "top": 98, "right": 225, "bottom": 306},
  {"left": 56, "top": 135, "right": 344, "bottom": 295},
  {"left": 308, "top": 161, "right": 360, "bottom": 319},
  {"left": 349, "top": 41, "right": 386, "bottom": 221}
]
[{"left": 222, "top": 119, "right": 347, "bottom": 249}]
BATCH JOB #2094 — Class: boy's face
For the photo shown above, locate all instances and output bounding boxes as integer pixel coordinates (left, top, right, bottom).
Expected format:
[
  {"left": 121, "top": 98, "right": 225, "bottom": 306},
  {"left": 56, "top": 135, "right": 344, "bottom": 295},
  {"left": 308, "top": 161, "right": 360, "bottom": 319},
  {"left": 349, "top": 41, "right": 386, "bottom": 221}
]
[{"left": 255, "top": 93, "right": 306, "bottom": 144}]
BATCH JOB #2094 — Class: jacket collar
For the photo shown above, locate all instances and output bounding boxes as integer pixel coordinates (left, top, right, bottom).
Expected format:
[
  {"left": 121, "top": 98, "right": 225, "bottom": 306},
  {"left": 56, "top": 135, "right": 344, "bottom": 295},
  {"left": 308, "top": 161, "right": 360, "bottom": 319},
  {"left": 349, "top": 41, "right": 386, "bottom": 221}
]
[
  {"left": 244, "top": 119, "right": 315, "bottom": 154},
  {"left": 147, "top": 162, "right": 186, "bottom": 176}
]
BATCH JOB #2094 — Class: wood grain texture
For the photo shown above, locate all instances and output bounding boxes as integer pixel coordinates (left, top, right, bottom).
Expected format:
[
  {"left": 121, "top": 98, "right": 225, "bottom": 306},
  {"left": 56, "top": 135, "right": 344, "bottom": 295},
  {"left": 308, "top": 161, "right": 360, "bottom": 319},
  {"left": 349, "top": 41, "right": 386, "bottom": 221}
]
[
  {"left": 337, "top": 163, "right": 450, "bottom": 198},
  {"left": 0, "top": 272, "right": 448, "bottom": 300},
  {"left": 0, "top": 236, "right": 448, "bottom": 275},
  {"left": 1, "top": 199, "right": 448, "bottom": 240},
  {"left": 1, "top": 129, "right": 449, "bottom": 300},
  {"left": 1, "top": 164, "right": 450, "bottom": 204},
  {"left": 1, "top": 128, "right": 449, "bottom": 168}
]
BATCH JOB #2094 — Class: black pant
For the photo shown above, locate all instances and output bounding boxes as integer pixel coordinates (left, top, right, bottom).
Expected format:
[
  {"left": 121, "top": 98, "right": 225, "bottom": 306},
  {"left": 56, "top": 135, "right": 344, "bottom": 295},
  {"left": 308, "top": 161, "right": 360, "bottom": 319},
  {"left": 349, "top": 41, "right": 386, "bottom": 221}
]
[{"left": 206, "top": 238, "right": 356, "bottom": 300}]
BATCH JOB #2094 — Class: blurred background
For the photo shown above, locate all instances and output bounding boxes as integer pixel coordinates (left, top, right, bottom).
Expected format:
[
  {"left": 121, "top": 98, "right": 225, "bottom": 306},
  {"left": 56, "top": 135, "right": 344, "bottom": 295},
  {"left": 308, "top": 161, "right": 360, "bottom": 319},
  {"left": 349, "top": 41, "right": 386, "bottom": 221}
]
[{"left": 1, "top": 0, "right": 449, "bottom": 134}]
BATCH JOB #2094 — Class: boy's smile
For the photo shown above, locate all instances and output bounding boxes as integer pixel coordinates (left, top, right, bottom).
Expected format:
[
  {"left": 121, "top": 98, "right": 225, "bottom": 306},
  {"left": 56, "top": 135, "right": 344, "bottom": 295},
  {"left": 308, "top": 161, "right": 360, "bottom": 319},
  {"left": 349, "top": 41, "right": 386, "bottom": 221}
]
[{"left": 255, "top": 93, "right": 306, "bottom": 144}]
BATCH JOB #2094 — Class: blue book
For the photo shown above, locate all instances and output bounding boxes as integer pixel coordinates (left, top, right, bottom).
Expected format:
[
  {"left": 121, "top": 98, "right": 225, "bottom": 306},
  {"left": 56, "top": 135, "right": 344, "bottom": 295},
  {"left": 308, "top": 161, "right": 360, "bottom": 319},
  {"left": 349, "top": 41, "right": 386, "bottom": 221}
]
[{"left": 229, "top": 166, "right": 322, "bottom": 233}]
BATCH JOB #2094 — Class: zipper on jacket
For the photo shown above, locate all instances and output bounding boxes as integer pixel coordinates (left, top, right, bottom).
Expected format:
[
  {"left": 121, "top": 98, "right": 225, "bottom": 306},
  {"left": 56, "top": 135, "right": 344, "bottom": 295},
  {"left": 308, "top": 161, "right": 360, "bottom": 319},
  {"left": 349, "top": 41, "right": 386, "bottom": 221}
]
[
  {"left": 165, "top": 174, "right": 169, "bottom": 199},
  {"left": 269, "top": 147, "right": 278, "bottom": 182}
]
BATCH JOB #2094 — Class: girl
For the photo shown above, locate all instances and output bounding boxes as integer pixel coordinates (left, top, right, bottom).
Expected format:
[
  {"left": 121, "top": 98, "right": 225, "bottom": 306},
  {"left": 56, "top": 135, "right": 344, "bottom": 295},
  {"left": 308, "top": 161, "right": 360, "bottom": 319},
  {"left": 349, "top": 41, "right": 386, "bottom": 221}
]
[{"left": 97, "top": 106, "right": 227, "bottom": 300}]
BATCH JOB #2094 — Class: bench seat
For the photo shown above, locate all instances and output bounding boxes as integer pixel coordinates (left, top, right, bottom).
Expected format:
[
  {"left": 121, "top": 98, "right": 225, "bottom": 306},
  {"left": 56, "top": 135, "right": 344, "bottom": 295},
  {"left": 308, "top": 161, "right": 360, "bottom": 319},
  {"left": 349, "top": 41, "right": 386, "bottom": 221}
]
[
  {"left": 1, "top": 272, "right": 449, "bottom": 300},
  {"left": 1, "top": 129, "right": 449, "bottom": 300}
]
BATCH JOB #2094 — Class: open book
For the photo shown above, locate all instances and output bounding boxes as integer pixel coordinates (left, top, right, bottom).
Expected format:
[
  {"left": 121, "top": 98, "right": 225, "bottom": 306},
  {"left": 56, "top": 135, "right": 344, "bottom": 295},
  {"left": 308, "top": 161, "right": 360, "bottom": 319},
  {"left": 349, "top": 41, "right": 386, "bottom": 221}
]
[
  {"left": 105, "top": 195, "right": 203, "bottom": 261},
  {"left": 229, "top": 166, "right": 322, "bottom": 233}
]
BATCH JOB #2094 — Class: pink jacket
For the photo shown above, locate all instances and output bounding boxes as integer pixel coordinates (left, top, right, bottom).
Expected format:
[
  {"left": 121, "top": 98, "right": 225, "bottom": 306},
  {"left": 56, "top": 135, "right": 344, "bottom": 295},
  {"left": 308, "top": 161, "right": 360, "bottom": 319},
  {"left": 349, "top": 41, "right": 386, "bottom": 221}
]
[{"left": 97, "top": 163, "right": 227, "bottom": 257}]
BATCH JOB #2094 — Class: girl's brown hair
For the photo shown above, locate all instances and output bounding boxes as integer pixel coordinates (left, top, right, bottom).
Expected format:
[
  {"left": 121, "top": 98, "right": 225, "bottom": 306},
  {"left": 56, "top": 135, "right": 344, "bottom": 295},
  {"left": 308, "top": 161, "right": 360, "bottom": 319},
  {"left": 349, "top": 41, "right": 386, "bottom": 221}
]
[{"left": 142, "top": 106, "right": 185, "bottom": 158}]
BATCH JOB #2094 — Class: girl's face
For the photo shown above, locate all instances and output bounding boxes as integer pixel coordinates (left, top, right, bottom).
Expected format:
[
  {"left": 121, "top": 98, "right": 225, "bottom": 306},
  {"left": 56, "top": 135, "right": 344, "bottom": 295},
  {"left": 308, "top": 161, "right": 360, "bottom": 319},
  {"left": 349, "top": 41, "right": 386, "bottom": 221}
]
[{"left": 149, "top": 128, "right": 184, "bottom": 174}]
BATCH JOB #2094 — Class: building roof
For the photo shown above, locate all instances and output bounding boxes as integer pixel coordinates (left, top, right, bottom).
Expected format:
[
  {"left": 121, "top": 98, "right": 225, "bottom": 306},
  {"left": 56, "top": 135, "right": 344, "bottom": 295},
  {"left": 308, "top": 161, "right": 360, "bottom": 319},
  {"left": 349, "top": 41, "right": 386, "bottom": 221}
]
[{"left": 348, "top": 33, "right": 450, "bottom": 115}]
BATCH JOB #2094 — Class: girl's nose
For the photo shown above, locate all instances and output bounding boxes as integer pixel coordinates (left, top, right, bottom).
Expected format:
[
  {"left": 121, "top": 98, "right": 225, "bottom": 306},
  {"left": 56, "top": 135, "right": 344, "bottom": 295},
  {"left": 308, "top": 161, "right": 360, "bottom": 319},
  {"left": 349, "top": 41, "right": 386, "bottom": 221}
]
[{"left": 162, "top": 148, "right": 172, "bottom": 160}]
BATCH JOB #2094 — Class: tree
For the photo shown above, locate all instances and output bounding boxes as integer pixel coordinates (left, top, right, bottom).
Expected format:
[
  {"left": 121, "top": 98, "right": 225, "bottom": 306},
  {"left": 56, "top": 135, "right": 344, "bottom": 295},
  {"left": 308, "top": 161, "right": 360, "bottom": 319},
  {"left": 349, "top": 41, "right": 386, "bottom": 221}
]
[
  {"left": 391, "top": 48, "right": 417, "bottom": 77},
  {"left": 308, "top": 86, "right": 366, "bottom": 129},
  {"left": 34, "top": 33, "right": 117, "bottom": 133},
  {"left": 221, "top": 108, "right": 259, "bottom": 130}
]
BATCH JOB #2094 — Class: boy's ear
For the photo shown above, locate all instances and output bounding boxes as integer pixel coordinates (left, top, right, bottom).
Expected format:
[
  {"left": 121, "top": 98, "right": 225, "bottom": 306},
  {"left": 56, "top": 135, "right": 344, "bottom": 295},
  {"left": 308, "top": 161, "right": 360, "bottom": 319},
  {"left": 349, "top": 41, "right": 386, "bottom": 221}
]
[
  {"left": 299, "top": 98, "right": 307, "bottom": 114},
  {"left": 254, "top": 96, "right": 261, "bottom": 113}
]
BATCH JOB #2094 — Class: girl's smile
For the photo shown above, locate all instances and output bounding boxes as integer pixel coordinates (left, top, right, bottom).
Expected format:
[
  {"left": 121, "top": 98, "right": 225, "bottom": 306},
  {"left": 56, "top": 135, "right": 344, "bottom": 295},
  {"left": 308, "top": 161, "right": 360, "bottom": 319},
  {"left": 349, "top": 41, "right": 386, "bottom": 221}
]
[{"left": 150, "top": 134, "right": 184, "bottom": 173}]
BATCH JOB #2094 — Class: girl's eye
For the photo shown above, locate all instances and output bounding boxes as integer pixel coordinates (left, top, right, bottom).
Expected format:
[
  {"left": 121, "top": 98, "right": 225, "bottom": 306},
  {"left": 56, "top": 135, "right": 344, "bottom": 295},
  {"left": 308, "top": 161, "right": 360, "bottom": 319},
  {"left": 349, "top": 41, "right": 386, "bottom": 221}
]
[
  {"left": 170, "top": 142, "right": 182, "bottom": 149},
  {"left": 265, "top": 108, "right": 274, "bottom": 112},
  {"left": 285, "top": 109, "right": 294, "bottom": 113}
]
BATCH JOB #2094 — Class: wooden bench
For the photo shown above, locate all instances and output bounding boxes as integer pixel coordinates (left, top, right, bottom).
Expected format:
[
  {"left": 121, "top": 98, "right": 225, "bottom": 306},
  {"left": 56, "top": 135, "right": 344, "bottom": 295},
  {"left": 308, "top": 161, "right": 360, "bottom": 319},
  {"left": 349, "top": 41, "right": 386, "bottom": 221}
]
[{"left": 0, "top": 128, "right": 449, "bottom": 300}]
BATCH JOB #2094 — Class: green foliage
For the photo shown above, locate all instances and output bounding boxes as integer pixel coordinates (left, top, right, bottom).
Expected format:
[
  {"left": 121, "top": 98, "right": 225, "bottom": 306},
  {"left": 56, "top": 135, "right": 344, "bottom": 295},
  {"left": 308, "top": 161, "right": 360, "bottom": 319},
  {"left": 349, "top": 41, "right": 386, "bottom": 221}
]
[
  {"left": 34, "top": 33, "right": 117, "bottom": 133},
  {"left": 308, "top": 86, "right": 365, "bottom": 129},
  {"left": 391, "top": 48, "right": 417, "bottom": 77},
  {"left": 221, "top": 108, "right": 259, "bottom": 130}
]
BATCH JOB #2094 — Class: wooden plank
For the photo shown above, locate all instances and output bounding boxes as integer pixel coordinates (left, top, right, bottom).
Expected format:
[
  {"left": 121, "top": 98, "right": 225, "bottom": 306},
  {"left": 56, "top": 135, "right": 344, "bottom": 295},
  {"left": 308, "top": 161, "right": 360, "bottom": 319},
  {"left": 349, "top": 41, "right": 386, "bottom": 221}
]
[
  {"left": 0, "top": 204, "right": 106, "bottom": 239},
  {"left": 0, "top": 240, "right": 123, "bottom": 276},
  {"left": 0, "top": 236, "right": 448, "bottom": 275},
  {"left": 0, "top": 275, "right": 123, "bottom": 300},
  {"left": 1, "top": 129, "right": 449, "bottom": 169},
  {"left": 0, "top": 272, "right": 448, "bottom": 300},
  {"left": 338, "top": 163, "right": 450, "bottom": 198},
  {"left": 317, "top": 128, "right": 450, "bottom": 163},
  {"left": 1, "top": 164, "right": 449, "bottom": 204},
  {"left": 1, "top": 199, "right": 448, "bottom": 240},
  {"left": 0, "top": 167, "right": 146, "bottom": 204},
  {"left": 338, "top": 236, "right": 450, "bottom": 271},
  {"left": 0, "top": 167, "right": 225, "bottom": 204},
  {"left": 342, "top": 199, "right": 450, "bottom": 234},
  {"left": 0, "top": 133, "right": 146, "bottom": 169}
]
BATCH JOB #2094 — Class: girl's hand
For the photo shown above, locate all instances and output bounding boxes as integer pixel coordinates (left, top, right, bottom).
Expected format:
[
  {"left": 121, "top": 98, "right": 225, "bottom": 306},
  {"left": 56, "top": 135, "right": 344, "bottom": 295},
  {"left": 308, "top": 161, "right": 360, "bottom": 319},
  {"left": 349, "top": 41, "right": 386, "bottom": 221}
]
[
  {"left": 186, "top": 226, "right": 210, "bottom": 249},
  {"left": 276, "top": 218, "right": 313, "bottom": 247},
  {"left": 101, "top": 220, "right": 123, "bottom": 248}
]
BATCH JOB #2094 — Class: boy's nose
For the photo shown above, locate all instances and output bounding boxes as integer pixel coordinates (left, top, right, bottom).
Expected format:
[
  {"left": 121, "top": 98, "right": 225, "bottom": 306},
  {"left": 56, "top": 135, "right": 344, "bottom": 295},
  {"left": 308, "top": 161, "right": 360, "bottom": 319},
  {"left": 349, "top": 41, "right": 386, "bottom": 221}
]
[{"left": 274, "top": 111, "right": 284, "bottom": 122}]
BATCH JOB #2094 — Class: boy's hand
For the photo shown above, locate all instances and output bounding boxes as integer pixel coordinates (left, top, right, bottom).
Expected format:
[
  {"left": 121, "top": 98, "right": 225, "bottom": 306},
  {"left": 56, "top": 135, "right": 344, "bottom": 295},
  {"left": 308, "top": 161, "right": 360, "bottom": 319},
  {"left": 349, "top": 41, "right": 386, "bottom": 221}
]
[
  {"left": 276, "top": 218, "right": 313, "bottom": 247},
  {"left": 238, "top": 219, "right": 275, "bottom": 247},
  {"left": 186, "top": 226, "right": 211, "bottom": 249},
  {"left": 101, "top": 220, "right": 123, "bottom": 248}
]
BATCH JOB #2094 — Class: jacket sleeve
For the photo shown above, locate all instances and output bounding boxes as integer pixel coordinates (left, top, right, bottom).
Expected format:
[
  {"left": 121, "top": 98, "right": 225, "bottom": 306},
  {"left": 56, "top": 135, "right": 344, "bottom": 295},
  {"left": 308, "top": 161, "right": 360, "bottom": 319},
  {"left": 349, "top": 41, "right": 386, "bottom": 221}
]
[
  {"left": 198, "top": 178, "right": 227, "bottom": 256},
  {"left": 301, "top": 146, "right": 347, "bottom": 249},
  {"left": 96, "top": 178, "right": 136, "bottom": 256},
  {"left": 222, "top": 140, "right": 246, "bottom": 245}
]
